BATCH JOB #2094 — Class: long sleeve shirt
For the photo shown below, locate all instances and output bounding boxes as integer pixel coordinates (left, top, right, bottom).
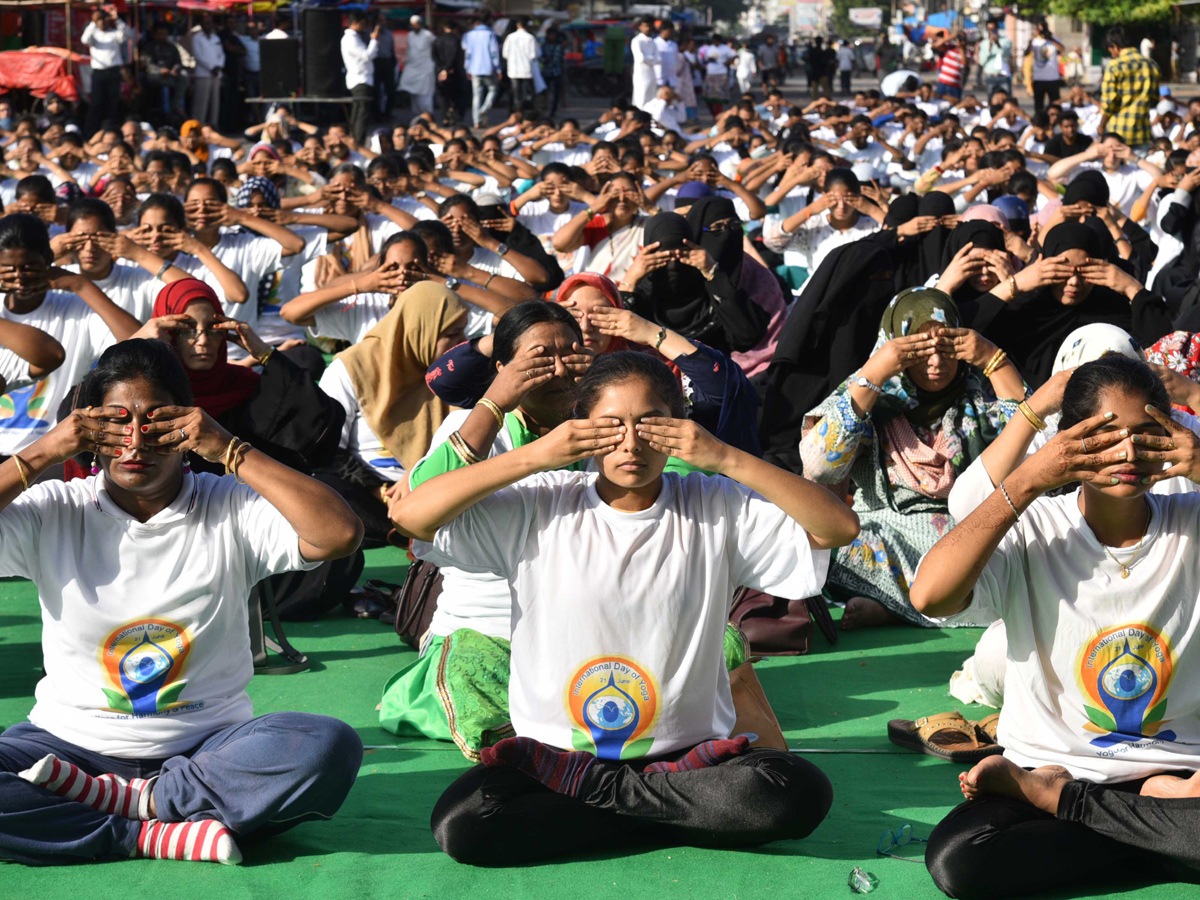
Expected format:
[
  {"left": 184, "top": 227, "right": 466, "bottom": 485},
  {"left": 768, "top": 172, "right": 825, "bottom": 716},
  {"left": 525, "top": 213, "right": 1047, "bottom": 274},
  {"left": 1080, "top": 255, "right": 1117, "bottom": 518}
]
[
  {"left": 191, "top": 30, "right": 226, "bottom": 78},
  {"left": 502, "top": 29, "right": 539, "bottom": 79},
  {"left": 80, "top": 20, "right": 130, "bottom": 71},
  {"left": 462, "top": 24, "right": 501, "bottom": 77},
  {"left": 341, "top": 29, "right": 379, "bottom": 90}
]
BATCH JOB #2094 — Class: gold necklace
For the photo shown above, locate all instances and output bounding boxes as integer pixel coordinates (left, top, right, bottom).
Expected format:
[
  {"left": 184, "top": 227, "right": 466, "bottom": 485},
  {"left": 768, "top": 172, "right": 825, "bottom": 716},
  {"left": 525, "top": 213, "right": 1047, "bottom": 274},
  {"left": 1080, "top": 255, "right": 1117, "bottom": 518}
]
[{"left": 1101, "top": 506, "right": 1150, "bottom": 579}]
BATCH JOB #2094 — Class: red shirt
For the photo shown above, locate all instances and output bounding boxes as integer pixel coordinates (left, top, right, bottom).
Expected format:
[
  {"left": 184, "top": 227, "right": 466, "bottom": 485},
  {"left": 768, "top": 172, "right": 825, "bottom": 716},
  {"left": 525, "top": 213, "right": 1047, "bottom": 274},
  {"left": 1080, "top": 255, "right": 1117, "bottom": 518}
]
[{"left": 938, "top": 47, "right": 965, "bottom": 88}]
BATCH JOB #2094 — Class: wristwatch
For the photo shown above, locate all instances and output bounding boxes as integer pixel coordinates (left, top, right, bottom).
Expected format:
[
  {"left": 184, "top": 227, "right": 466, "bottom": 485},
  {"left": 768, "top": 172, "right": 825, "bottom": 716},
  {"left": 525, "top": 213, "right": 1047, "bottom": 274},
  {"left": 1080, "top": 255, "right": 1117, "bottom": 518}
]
[
  {"left": 496, "top": 242, "right": 511, "bottom": 256},
  {"left": 444, "top": 276, "right": 460, "bottom": 291},
  {"left": 854, "top": 374, "right": 883, "bottom": 394}
]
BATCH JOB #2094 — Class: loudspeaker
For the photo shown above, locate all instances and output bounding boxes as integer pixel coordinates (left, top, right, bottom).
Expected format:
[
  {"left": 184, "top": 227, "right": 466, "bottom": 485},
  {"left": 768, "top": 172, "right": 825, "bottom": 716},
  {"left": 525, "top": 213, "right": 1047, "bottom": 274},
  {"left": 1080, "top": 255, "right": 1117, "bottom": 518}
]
[
  {"left": 260, "top": 38, "right": 300, "bottom": 98},
  {"left": 303, "top": 7, "right": 344, "bottom": 98}
]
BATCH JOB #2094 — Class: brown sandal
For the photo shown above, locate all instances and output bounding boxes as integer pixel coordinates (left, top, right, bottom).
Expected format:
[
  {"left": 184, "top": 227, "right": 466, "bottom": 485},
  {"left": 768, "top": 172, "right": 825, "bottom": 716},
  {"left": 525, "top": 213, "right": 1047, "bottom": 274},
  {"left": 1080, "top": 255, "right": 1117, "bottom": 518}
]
[
  {"left": 973, "top": 712, "right": 1001, "bottom": 746},
  {"left": 887, "top": 711, "right": 1002, "bottom": 763}
]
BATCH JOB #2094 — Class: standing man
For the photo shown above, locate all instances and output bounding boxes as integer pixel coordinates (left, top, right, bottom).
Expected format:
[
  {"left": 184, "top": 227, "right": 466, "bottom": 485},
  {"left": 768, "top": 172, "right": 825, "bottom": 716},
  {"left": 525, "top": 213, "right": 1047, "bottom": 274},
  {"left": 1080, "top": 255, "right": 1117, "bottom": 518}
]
[
  {"left": 502, "top": 18, "right": 539, "bottom": 112},
  {"left": 836, "top": 39, "right": 855, "bottom": 96},
  {"left": 190, "top": 13, "right": 226, "bottom": 128},
  {"left": 541, "top": 27, "right": 566, "bottom": 117},
  {"left": 809, "top": 37, "right": 832, "bottom": 99},
  {"left": 1024, "top": 19, "right": 1064, "bottom": 112},
  {"left": 236, "top": 19, "right": 262, "bottom": 107},
  {"left": 1100, "top": 25, "right": 1160, "bottom": 152},
  {"left": 932, "top": 32, "right": 966, "bottom": 101},
  {"left": 434, "top": 20, "right": 464, "bottom": 123},
  {"left": 654, "top": 21, "right": 679, "bottom": 90},
  {"left": 400, "top": 16, "right": 436, "bottom": 116},
  {"left": 143, "top": 21, "right": 188, "bottom": 122},
  {"left": 978, "top": 18, "right": 1013, "bottom": 97},
  {"left": 374, "top": 13, "right": 397, "bottom": 118},
  {"left": 630, "top": 17, "right": 659, "bottom": 111},
  {"left": 341, "top": 10, "right": 380, "bottom": 146},
  {"left": 80, "top": 5, "right": 130, "bottom": 137},
  {"left": 462, "top": 11, "right": 501, "bottom": 129},
  {"left": 757, "top": 34, "right": 778, "bottom": 88}
]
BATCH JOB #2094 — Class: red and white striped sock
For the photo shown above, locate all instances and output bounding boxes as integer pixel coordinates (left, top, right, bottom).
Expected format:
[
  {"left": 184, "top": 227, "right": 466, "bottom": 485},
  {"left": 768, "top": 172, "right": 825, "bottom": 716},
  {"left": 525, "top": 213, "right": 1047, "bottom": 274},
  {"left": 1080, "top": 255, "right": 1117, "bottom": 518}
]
[
  {"left": 136, "top": 820, "right": 242, "bottom": 865},
  {"left": 18, "top": 754, "right": 155, "bottom": 819}
]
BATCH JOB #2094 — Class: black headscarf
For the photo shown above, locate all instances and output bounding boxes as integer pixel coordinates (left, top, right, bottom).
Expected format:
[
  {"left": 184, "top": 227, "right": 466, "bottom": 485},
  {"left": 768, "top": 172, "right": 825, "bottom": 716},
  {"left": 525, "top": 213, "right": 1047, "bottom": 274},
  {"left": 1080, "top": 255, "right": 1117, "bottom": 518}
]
[
  {"left": 636, "top": 213, "right": 708, "bottom": 334},
  {"left": 761, "top": 240, "right": 897, "bottom": 473},
  {"left": 972, "top": 220, "right": 1172, "bottom": 386},
  {"left": 1063, "top": 170, "right": 1110, "bottom": 207},
  {"left": 904, "top": 191, "right": 956, "bottom": 288},
  {"left": 884, "top": 194, "right": 919, "bottom": 229},
  {"left": 686, "top": 196, "right": 743, "bottom": 286},
  {"left": 940, "top": 220, "right": 1007, "bottom": 305}
]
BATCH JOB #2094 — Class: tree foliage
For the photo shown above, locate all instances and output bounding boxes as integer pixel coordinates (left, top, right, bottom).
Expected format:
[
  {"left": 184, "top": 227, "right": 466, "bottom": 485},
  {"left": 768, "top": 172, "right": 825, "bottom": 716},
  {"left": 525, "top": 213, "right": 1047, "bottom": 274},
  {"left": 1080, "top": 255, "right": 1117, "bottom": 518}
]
[{"left": 1015, "top": 0, "right": 1172, "bottom": 25}]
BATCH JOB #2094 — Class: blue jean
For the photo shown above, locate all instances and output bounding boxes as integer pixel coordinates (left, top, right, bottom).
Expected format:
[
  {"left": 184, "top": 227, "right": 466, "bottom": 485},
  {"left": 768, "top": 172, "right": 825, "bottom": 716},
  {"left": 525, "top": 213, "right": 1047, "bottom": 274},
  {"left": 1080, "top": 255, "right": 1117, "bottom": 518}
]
[
  {"left": 0, "top": 713, "right": 362, "bottom": 865},
  {"left": 934, "top": 81, "right": 963, "bottom": 101},
  {"left": 984, "top": 75, "right": 1012, "bottom": 98},
  {"left": 470, "top": 74, "right": 498, "bottom": 127}
]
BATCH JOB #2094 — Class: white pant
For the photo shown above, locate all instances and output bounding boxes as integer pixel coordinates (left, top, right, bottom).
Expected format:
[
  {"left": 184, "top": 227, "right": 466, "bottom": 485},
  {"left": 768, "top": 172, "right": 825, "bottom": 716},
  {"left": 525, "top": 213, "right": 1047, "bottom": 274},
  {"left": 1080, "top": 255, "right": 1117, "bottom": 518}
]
[{"left": 950, "top": 620, "right": 1008, "bottom": 708}]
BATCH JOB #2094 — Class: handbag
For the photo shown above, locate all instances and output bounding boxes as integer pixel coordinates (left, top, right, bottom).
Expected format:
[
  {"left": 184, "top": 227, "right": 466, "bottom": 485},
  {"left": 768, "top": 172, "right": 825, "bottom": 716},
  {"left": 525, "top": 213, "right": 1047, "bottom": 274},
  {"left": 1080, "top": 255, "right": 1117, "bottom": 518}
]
[
  {"left": 729, "top": 660, "right": 788, "bottom": 751},
  {"left": 729, "top": 588, "right": 838, "bottom": 656},
  {"left": 392, "top": 558, "right": 444, "bottom": 649}
]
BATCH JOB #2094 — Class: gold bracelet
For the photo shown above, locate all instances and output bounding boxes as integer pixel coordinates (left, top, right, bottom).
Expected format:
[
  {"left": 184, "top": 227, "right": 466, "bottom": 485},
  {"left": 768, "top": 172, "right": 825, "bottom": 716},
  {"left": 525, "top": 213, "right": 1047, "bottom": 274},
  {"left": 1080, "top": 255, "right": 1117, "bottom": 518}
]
[
  {"left": 223, "top": 436, "right": 240, "bottom": 476},
  {"left": 448, "top": 431, "right": 483, "bottom": 465},
  {"left": 258, "top": 347, "right": 274, "bottom": 367},
  {"left": 982, "top": 348, "right": 1007, "bottom": 378},
  {"left": 12, "top": 454, "right": 29, "bottom": 492},
  {"left": 476, "top": 397, "right": 505, "bottom": 429},
  {"left": 231, "top": 441, "right": 252, "bottom": 484},
  {"left": 1008, "top": 275, "right": 1018, "bottom": 301},
  {"left": 1017, "top": 400, "right": 1047, "bottom": 433}
]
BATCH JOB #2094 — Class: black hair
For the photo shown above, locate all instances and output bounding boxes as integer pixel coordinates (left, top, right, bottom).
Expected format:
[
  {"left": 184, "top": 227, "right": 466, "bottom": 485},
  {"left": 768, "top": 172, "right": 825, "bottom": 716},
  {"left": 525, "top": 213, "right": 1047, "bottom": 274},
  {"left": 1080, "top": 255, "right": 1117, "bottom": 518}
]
[
  {"left": 592, "top": 141, "right": 616, "bottom": 158},
  {"left": 167, "top": 151, "right": 192, "bottom": 174},
  {"left": 15, "top": 175, "right": 55, "bottom": 203},
  {"left": 1167, "top": 149, "right": 1190, "bottom": 171},
  {"left": 348, "top": 10, "right": 369, "bottom": 26},
  {"left": 59, "top": 131, "right": 84, "bottom": 148},
  {"left": 136, "top": 193, "right": 187, "bottom": 229},
  {"left": 378, "top": 230, "right": 429, "bottom": 266},
  {"left": 368, "top": 155, "right": 400, "bottom": 178},
  {"left": 686, "top": 151, "right": 718, "bottom": 168},
  {"left": 405, "top": 146, "right": 436, "bottom": 171},
  {"left": 0, "top": 213, "right": 53, "bottom": 264},
  {"left": 1059, "top": 356, "right": 1168, "bottom": 432},
  {"left": 1031, "top": 111, "right": 1051, "bottom": 128},
  {"left": 492, "top": 300, "right": 583, "bottom": 366},
  {"left": 824, "top": 168, "right": 861, "bottom": 194},
  {"left": 850, "top": 114, "right": 872, "bottom": 128},
  {"left": 1059, "top": 108, "right": 1080, "bottom": 123},
  {"left": 540, "top": 162, "right": 572, "bottom": 181},
  {"left": 210, "top": 158, "right": 239, "bottom": 182},
  {"left": 438, "top": 193, "right": 480, "bottom": 221},
  {"left": 186, "top": 177, "right": 227, "bottom": 204},
  {"left": 66, "top": 198, "right": 116, "bottom": 233},
  {"left": 574, "top": 351, "right": 686, "bottom": 419},
  {"left": 79, "top": 339, "right": 194, "bottom": 409},
  {"left": 144, "top": 149, "right": 172, "bottom": 170},
  {"left": 409, "top": 219, "right": 455, "bottom": 256},
  {"left": 1007, "top": 170, "right": 1038, "bottom": 198},
  {"left": 1001, "top": 149, "right": 1026, "bottom": 169},
  {"left": 1100, "top": 132, "right": 1128, "bottom": 146},
  {"left": 1106, "top": 26, "right": 1130, "bottom": 50},
  {"left": 987, "top": 127, "right": 1016, "bottom": 145}
]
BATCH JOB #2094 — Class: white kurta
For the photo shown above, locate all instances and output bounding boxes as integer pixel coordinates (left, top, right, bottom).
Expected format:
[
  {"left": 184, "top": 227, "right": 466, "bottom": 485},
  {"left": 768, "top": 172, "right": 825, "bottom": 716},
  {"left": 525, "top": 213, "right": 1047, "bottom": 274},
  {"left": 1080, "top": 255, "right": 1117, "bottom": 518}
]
[
  {"left": 631, "top": 32, "right": 660, "bottom": 111},
  {"left": 399, "top": 28, "right": 436, "bottom": 98}
]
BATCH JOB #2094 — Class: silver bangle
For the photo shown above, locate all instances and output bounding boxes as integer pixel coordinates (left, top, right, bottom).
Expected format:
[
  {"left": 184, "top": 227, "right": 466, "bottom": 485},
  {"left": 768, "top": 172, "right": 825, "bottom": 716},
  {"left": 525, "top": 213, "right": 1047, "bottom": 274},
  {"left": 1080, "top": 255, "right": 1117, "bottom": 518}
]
[
  {"left": 156, "top": 259, "right": 171, "bottom": 279},
  {"left": 998, "top": 481, "right": 1019, "bottom": 519}
]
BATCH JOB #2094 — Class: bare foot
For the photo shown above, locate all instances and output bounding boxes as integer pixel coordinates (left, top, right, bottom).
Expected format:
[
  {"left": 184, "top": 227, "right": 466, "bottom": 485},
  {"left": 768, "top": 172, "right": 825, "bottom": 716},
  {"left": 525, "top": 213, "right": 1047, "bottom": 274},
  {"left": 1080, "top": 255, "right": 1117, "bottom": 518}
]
[
  {"left": 958, "top": 756, "right": 1073, "bottom": 815},
  {"left": 1141, "top": 771, "right": 1200, "bottom": 799},
  {"left": 840, "top": 596, "right": 903, "bottom": 631}
]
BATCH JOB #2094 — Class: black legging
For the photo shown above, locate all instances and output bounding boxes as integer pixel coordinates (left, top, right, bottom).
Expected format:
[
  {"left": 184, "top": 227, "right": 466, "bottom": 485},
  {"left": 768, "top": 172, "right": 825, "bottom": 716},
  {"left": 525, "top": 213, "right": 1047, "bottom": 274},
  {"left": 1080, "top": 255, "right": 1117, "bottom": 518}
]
[
  {"left": 926, "top": 778, "right": 1200, "bottom": 899},
  {"left": 1032, "top": 78, "right": 1060, "bottom": 113},
  {"left": 431, "top": 747, "right": 832, "bottom": 866}
]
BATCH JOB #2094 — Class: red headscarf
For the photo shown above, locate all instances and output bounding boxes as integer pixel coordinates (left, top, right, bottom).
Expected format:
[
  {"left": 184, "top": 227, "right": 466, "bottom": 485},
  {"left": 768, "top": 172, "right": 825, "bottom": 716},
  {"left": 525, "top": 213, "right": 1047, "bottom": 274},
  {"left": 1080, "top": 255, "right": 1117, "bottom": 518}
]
[
  {"left": 153, "top": 279, "right": 260, "bottom": 418},
  {"left": 555, "top": 272, "right": 628, "bottom": 353}
]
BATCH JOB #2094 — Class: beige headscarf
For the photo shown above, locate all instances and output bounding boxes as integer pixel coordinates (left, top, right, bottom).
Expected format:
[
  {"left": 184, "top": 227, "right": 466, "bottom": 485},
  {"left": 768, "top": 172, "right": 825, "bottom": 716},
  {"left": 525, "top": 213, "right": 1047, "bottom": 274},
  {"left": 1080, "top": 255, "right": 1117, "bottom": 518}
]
[{"left": 336, "top": 282, "right": 467, "bottom": 471}]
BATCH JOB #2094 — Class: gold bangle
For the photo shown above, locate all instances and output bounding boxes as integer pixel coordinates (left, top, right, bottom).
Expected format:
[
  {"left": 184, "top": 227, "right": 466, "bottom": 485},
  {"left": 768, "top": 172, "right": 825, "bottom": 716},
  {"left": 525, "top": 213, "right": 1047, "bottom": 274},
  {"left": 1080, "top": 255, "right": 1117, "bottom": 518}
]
[
  {"left": 1017, "top": 400, "right": 1047, "bottom": 433},
  {"left": 448, "top": 431, "right": 482, "bottom": 465},
  {"left": 12, "top": 454, "right": 29, "bottom": 492},
  {"left": 1008, "top": 275, "right": 1018, "bottom": 301},
  {"left": 982, "top": 348, "right": 1007, "bottom": 377},
  {"left": 476, "top": 397, "right": 505, "bottom": 429},
  {"left": 231, "top": 441, "right": 252, "bottom": 484},
  {"left": 258, "top": 347, "right": 274, "bottom": 367},
  {"left": 223, "top": 436, "right": 240, "bottom": 476}
]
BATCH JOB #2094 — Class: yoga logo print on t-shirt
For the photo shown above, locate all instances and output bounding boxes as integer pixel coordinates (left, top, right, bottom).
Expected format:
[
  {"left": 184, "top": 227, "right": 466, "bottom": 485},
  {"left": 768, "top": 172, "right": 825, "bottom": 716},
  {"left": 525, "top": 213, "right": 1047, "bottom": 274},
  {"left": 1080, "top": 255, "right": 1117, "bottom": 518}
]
[
  {"left": 565, "top": 656, "right": 660, "bottom": 760},
  {"left": 0, "top": 380, "right": 51, "bottom": 432},
  {"left": 98, "top": 618, "right": 194, "bottom": 717},
  {"left": 1076, "top": 623, "right": 1177, "bottom": 749}
]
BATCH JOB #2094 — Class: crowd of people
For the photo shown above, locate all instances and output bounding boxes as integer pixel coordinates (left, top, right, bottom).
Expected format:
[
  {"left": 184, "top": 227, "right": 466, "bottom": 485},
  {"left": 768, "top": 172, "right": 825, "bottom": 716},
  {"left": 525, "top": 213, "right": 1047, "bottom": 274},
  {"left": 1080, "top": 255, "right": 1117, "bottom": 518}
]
[{"left": 4, "top": 8, "right": 1200, "bottom": 895}]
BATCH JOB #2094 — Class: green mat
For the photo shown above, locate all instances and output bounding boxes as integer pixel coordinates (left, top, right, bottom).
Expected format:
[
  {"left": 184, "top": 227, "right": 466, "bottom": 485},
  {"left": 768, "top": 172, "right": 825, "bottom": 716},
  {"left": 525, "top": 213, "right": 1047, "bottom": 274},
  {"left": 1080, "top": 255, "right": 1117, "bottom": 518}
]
[{"left": 0, "top": 548, "right": 1189, "bottom": 899}]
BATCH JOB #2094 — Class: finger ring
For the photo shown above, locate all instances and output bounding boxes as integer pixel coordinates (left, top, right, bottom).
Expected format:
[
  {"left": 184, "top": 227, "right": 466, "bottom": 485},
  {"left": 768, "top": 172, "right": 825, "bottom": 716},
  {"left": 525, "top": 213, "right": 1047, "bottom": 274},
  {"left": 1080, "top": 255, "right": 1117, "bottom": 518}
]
[
  {"left": 906, "top": 351, "right": 914, "bottom": 360},
  {"left": 1170, "top": 440, "right": 1176, "bottom": 450},
  {"left": 90, "top": 429, "right": 96, "bottom": 442},
  {"left": 1081, "top": 438, "right": 1088, "bottom": 453},
  {"left": 179, "top": 428, "right": 187, "bottom": 441}
]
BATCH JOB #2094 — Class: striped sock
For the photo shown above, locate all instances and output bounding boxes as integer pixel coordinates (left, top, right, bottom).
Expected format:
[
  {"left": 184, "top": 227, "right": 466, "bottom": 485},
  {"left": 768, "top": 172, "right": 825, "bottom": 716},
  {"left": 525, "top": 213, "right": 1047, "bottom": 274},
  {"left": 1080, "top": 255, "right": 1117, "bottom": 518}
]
[
  {"left": 136, "top": 819, "right": 242, "bottom": 865},
  {"left": 480, "top": 736, "right": 595, "bottom": 798},
  {"left": 19, "top": 754, "right": 155, "bottom": 819},
  {"left": 643, "top": 735, "right": 751, "bottom": 774}
]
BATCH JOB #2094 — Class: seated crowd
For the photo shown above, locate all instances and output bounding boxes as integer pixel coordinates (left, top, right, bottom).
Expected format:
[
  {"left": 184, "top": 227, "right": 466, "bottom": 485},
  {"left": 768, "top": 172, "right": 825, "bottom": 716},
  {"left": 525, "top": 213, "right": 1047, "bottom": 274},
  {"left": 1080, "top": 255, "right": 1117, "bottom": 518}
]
[{"left": 3, "top": 23, "right": 1200, "bottom": 897}]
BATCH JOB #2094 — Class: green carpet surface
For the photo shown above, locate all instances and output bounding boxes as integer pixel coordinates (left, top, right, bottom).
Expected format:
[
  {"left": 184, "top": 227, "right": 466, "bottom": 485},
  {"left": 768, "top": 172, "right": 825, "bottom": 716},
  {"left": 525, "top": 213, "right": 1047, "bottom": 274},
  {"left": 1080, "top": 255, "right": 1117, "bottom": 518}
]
[{"left": 0, "top": 547, "right": 1190, "bottom": 899}]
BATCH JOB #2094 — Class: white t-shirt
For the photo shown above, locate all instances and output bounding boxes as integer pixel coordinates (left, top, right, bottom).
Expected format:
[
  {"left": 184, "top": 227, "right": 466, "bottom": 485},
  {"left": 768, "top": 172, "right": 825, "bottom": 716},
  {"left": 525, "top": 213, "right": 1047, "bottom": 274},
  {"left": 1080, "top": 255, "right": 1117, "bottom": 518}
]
[
  {"left": 209, "top": 231, "right": 285, "bottom": 331},
  {"left": 309, "top": 291, "right": 391, "bottom": 345},
  {"left": 939, "top": 490, "right": 1200, "bottom": 783},
  {"left": 1030, "top": 37, "right": 1061, "bottom": 81},
  {"left": 63, "top": 261, "right": 163, "bottom": 324},
  {"left": 318, "top": 358, "right": 405, "bottom": 482},
  {"left": 1072, "top": 162, "right": 1154, "bottom": 217},
  {"left": 256, "top": 225, "right": 327, "bottom": 346},
  {"left": 463, "top": 246, "right": 522, "bottom": 338},
  {"left": 424, "top": 470, "right": 829, "bottom": 758},
  {"left": 765, "top": 209, "right": 880, "bottom": 274},
  {"left": 0, "top": 291, "right": 115, "bottom": 455},
  {"left": 4, "top": 472, "right": 316, "bottom": 758}
]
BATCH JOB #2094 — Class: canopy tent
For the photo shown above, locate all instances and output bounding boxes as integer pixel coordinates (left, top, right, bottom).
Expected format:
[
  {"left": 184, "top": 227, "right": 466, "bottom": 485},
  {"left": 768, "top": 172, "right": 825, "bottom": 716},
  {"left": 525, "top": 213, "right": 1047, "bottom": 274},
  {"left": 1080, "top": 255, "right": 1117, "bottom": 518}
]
[{"left": 0, "top": 47, "right": 86, "bottom": 99}]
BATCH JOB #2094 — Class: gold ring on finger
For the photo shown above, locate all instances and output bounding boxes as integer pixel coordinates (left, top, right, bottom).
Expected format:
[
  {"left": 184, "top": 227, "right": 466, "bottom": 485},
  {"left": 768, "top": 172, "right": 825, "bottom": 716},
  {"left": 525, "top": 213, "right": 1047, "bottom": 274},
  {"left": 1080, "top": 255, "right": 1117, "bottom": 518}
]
[{"left": 906, "top": 351, "right": 915, "bottom": 360}]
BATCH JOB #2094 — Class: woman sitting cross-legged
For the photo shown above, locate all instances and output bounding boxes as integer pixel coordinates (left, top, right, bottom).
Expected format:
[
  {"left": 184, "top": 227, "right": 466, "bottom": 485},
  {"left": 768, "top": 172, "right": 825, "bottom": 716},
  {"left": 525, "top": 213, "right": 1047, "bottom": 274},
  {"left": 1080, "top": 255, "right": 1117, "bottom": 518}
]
[
  {"left": 389, "top": 352, "right": 859, "bottom": 865},
  {"left": 912, "top": 356, "right": 1200, "bottom": 899},
  {"left": 0, "top": 339, "right": 364, "bottom": 866},
  {"left": 800, "top": 287, "right": 1026, "bottom": 629}
]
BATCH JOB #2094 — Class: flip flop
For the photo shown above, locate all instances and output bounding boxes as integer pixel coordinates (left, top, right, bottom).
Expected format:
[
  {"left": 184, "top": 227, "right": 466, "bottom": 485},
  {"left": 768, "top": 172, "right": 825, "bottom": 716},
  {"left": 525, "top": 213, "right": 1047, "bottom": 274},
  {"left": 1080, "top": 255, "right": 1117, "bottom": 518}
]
[
  {"left": 974, "top": 712, "right": 1001, "bottom": 746},
  {"left": 887, "top": 711, "right": 1002, "bottom": 763}
]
